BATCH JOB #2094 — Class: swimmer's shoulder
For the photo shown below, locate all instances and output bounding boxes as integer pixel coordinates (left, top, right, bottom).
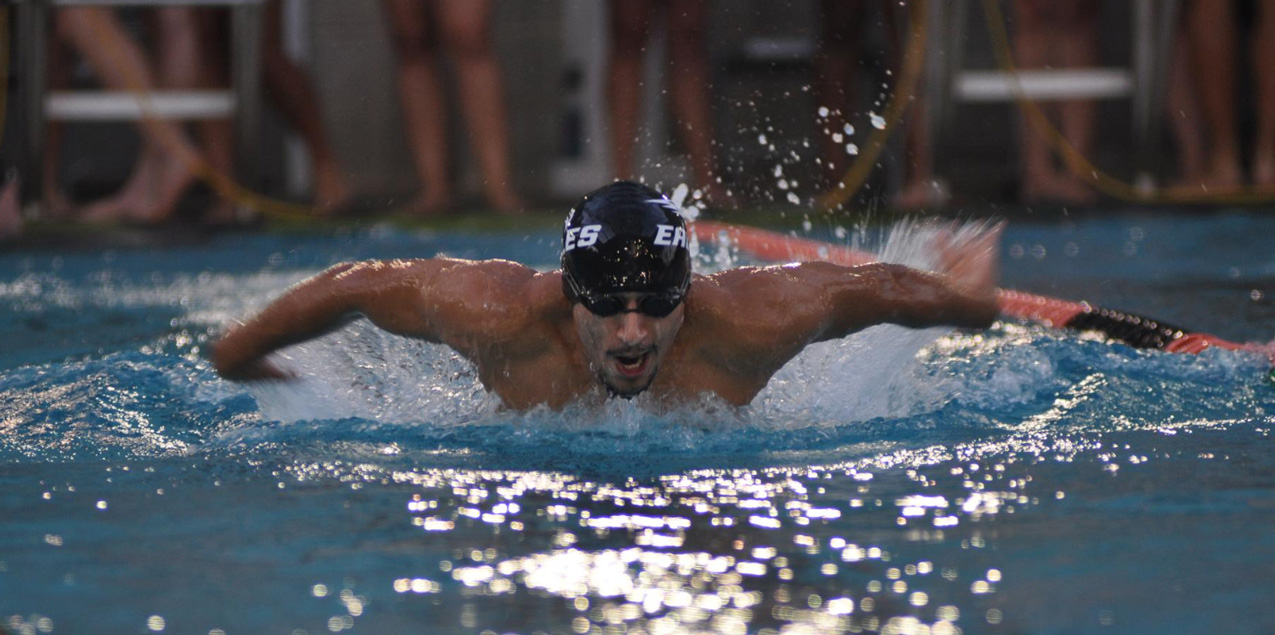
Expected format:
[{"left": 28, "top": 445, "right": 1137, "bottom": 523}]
[
  {"left": 689, "top": 266, "right": 822, "bottom": 318},
  {"left": 685, "top": 267, "right": 828, "bottom": 365},
  {"left": 429, "top": 258, "right": 569, "bottom": 332}
]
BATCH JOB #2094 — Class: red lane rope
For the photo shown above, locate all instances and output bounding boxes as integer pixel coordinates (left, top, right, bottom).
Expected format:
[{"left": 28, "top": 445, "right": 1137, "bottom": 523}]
[{"left": 690, "top": 220, "right": 1252, "bottom": 355}]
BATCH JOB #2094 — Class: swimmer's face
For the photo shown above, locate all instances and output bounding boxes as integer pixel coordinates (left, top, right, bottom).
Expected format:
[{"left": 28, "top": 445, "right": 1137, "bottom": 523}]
[{"left": 572, "top": 293, "right": 685, "bottom": 398}]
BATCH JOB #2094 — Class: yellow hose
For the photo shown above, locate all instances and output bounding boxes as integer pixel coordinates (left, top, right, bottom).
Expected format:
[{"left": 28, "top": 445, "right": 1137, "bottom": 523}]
[{"left": 816, "top": 0, "right": 929, "bottom": 211}]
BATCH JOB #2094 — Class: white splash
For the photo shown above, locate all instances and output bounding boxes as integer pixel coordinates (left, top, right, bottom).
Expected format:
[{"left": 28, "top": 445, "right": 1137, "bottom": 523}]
[{"left": 241, "top": 222, "right": 1006, "bottom": 431}]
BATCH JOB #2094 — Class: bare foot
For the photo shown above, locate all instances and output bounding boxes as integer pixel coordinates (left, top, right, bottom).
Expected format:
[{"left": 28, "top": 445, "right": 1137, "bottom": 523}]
[
  {"left": 78, "top": 149, "right": 195, "bottom": 224},
  {"left": 893, "top": 178, "right": 951, "bottom": 211},
  {"left": 1021, "top": 172, "right": 1098, "bottom": 205},
  {"left": 78, "top": 150, "right": 163, "bottom": 222},
  {"left": 201, "top": 199, "right": 243, "bottom": 227},
  {"left": 42, "top": 185, "right": 76, "bottom": 220},
  {"left": 398, "top": 192, "right": 451, "bottom": 217},
  {"left": 1190, "top": 157, "right": 1245, "bottom": 193},
  {"left": 486, "top": 186, "right": 525, "bottom": 215},
  {"left": 1252, "top": 152, "right": 1275, "bottom": 190},
  {"left": 312, "top": 163, "right": 353, "bottom": 216}
]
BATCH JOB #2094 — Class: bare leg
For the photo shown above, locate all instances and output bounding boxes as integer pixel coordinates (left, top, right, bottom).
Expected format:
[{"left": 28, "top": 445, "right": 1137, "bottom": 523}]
[
  {"left": 1189, "top": 0, "right": 1243, "bottom": 190},
  {"left": 1011, "top": 0, "right": 1060, "bottom": 202},
  {"left": 0, "top": 177, "right": 20, "bottom": 241},
  {"left": 891, "top": 2, "right": 949, "bottom": 210},
  {"left": 894, "top": 97, "right": 951, "bottom": 209},
  {"left": 189, "top": 8, "right": 240, "bottom": 224},
  {"left": 664, "top": 0, "right": 730, "bottom": 204},
  {"left": 55, "top": 8, "right": 202, "bottom": 223},
  {"left": 608, "top": 0, "right": 655, "bottom": 181},
  {"left": 84, "top": 8, "right": 195, "bottom": 223},
  {"left": 1252, "top": 0, "right": 1275, "bottom": 186},
  {"left": 1049, "top": 0, "right": 1099, "bottom": 203},
  {"left": 436, "top": 0, "right": 523, "bottom": 212},
  {"left": 262, "top": 0, "right": 351, "bottom": 212},
  {"left": 1011, "top": 0, "right": 1097, "bottom": 204},
  {"left": 383, "top": 0, "right": 451, "bottom": 215},
  {"left": 1168, "top": 15, "right": 1206, "bottom": 186},
  {"left": 42, "top": 38, "right": 75, "bottom": 218},
  {"left": 815, "top": 0, "right": 865, "bottom": 183}
]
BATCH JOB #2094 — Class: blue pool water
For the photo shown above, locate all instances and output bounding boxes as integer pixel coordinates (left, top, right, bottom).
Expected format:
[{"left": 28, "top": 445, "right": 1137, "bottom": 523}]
[{"left": 2, "top": 211, "right": 1274, "bottom": 634}]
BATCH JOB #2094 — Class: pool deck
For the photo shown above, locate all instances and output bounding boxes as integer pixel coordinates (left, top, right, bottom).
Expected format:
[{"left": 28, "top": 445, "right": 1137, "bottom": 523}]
[{"left": 1, "top": 200, "right": 1261, "bottom": 252}]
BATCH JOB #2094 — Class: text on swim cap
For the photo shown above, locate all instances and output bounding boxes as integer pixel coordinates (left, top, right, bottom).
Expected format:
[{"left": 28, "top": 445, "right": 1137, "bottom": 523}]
[
  {"left": 565, "top": 224, "right": 686, "bottom": 250},
  {"left": 564, "top": 225, "right": 601, "bottom": 250},
  {"left": 653, "top": 225, "right": 687, "bottom": 248}
]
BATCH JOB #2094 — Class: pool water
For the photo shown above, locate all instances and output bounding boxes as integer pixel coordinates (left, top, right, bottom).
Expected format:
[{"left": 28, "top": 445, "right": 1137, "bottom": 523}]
[{"left": 2, "top": 211, "right": 1274, "bottom": 634}]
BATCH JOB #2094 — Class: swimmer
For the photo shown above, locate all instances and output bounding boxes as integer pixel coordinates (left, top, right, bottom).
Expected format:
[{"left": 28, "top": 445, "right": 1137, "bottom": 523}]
[{"left": 212, "top": 181, "right": 1000, "bottom": 410}]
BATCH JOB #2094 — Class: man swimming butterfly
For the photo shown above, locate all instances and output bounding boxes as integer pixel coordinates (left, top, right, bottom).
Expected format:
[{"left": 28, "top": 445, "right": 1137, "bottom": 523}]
[{"left": 213, "top": 181, "right": 1000, "bottom": 410}]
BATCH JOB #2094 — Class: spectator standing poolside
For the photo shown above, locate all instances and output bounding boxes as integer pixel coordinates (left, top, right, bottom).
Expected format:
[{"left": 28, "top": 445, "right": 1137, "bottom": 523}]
[
  {"left": 1181, "top": 0, "right": 1275, "bottom": 192},
  {"left": 608, "top": 0, "right": 733, "bottom": 207},
  {"left": 261, "top": 0, "right": 352, "bottom": 215},
  {"left": 1010, "top": 0, "right": 1100, "bottom": 205},
  {"left": 814, "top": 0, "right": 947, "bottom": 210},
  {"left": 53, "top": 8, "right": 212, "bottom": 224},
  {"left": 381, "top": 0, "right": 523, "bottom": 215}
]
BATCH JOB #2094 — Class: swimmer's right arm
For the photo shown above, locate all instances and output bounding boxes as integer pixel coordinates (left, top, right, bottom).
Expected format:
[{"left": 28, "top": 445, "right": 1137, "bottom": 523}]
[{"left": 212, "top": 258, "right": 526, "bottom": 381}]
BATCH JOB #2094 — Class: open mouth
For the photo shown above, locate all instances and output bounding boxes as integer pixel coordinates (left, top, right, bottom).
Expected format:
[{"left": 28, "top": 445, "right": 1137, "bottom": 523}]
[{"left": 612, "top": 351, "right": 651, "bottom": 378}]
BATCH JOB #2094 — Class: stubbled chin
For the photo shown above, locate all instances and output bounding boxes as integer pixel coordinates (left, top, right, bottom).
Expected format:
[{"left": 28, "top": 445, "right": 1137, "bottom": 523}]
[{"left": 603, "top": 362, "right": 655, "bottom": 398}]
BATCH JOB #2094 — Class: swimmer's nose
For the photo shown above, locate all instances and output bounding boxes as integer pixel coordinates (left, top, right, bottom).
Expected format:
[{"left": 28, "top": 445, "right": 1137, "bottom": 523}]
[{"left": 616, "top": 310, "right": 649, "bottom": 346}]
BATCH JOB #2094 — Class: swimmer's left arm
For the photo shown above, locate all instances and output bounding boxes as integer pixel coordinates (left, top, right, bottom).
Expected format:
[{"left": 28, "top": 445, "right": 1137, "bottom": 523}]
[
  {"left": 815, "top": 222, "right": 1002, "bottom": 338},
  {"left": 813, "top": 261, "right": 1000, "bottom": 340},
  {"left": 703, "top": 229, "right": 998, "bottom": 376}
]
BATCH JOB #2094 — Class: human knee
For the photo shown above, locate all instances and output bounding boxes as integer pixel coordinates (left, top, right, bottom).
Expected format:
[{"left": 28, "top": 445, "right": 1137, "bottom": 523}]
[
  {"left": 439, "top": 17, "right": 493, "bottom": 60},
  {"left": 387, "top": 21, "right": 435, "bottom": 63}
]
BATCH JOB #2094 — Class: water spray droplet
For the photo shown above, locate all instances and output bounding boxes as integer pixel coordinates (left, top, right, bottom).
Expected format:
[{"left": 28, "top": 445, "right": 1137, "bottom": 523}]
[
  {"left": 671, "top": 183, "right": 689, "bottom": 208},
  {"left": 818, "top": 106, "right": 830, "bottom": 118},
  {"left": 870, "top": 113, "right": 887, "bottom": 129}
]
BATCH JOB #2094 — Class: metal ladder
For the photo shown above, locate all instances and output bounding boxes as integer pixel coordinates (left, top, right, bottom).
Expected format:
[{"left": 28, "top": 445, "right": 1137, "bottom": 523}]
[
  {"left": 923, "top": 0, "right": 1179, "bottom": 190},
  {"left": 13, "top": 0, "right": 264, "bottom": 214}
]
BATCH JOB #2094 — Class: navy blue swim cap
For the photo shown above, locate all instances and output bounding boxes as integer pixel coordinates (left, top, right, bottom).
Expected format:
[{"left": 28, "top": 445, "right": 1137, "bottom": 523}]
[{"left": 561, "top": 181, "right": 691, "bottom": 304}]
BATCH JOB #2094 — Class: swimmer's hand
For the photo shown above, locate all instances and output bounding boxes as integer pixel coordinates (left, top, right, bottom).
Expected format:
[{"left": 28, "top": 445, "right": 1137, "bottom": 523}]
[
  {"left": 211, "top": 336, "right": 296, "bottom": 382},
  {"left": 934, "top": 222, "right": 1003, "bottom": 300}
]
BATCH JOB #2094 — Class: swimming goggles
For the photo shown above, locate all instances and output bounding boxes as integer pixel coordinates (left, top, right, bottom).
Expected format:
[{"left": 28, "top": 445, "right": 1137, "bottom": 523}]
[{"left": 578, "top": 291, "right": 684, "bottom": 318}]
